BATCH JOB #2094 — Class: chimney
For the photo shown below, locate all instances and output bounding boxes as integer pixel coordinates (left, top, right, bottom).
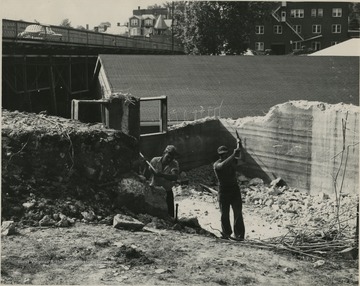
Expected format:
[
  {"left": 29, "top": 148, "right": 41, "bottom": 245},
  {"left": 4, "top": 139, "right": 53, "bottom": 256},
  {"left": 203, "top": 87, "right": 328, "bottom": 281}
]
[
  {"left": 86, "top": 24, "right": 89, "bottom": 30},
  {"left": 138, "top": 6, "right": 140, "bottom": 10},
  {"left": 117, "top": 22, "right": 120, "bottom": 26}
]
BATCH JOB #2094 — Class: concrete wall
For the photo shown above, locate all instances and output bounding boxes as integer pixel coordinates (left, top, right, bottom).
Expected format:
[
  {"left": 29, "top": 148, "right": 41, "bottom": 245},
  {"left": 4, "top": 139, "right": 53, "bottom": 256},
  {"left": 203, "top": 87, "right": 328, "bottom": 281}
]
[
  {"left": 221, "top": 101, "right": 359, "bottom": 195},
  {"left": 140, "top": 101, "right": 359, "bottom": 195},
  {"left": 140, "top": 119, "right": 226, "bottom": 171}
]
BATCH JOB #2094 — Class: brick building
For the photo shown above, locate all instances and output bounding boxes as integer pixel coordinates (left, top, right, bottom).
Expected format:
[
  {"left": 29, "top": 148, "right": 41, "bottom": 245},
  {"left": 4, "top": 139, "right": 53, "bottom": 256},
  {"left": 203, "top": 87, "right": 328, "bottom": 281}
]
[
  {"left": 129, "top": 6, "right": 172, "bottom": 37},
  {"left": 250, "top": 2, "right": 352, "bottom": 55}
]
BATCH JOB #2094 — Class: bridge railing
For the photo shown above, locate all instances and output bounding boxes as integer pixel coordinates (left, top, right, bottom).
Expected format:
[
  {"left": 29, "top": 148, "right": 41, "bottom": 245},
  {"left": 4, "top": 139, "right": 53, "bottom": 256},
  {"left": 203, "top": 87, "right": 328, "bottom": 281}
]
[{"left": 2, "top": 19, "right": 184, "bottom": 53}]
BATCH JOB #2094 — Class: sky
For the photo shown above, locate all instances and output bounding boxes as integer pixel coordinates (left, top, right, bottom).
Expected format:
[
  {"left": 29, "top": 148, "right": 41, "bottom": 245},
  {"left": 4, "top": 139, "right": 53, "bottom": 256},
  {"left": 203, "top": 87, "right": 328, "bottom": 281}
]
[{"left": 1, "top": 0, "right": 166, "bottom": 29}]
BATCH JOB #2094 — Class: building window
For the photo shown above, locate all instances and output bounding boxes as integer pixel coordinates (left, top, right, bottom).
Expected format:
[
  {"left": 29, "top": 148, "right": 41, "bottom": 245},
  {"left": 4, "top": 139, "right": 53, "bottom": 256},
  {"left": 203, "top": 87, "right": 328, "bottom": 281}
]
[
  {"left": 130, "top": 28, "right": 138, "bottom": 36},
  {"left": 290, "top": 9, "right": 304, "bottom": 18},
  {"left": 255, "top": 25, "right": 264, "bottom": 34},
  {"left": 293, "top": 42, "right": 302, "bottom": 50},
  {"left": 312, "top": 25, "right": 321, "bottom": 34},
  {"left": 311, "top": 9, "right": 317, "bottom": 17},
  {"left": 255, "top": 42, "right": 264, "bottom": 51},
  {"left": 144, "top": 19, "right": 153, "bottom": 26},
  {"left": 332, "top": 8, "right": 342, "bottom": 17},
  {"left": 293, "top": 25, "right": 302, "bottom": 33},
  {"left": 331, "top": 41, "right": 339, "bottom": 46},
  {"left": 318, "top": 9, "right": 323, "bottom": 17},
  {"left": 332, "top": 24, "right": 341, "bottom": 33},
  {"left": 273, "top": 25, "right": 283, "bottom": 34},
  {"left": 130, "top": 18, "right": 139, "bottom": 26},
  {"left": 311, "top": 41, "right": 321, "bottom": 51}
]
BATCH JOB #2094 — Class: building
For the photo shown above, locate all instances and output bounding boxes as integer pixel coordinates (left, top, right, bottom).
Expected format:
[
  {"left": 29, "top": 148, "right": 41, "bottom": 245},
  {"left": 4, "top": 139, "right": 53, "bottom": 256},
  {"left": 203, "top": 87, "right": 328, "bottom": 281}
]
[
  {"left": 93, "top": 54, "right": 358, "bottom": 131},
  {"left": 250, "top": 2, "right": 352, "bottom": 55},
  {"left": 128, "top": 6, "right": 172, "bottom": 37}
]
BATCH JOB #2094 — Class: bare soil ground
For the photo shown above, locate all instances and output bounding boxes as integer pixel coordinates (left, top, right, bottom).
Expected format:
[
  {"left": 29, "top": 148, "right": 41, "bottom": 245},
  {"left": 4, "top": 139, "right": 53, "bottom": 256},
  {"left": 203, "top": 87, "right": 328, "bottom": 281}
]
[
  {"left": 1, "top": 110, "right": 358, "bottom": 285},
  {"left": 1, "top": 191, "right": 358, "bottom": 286}
]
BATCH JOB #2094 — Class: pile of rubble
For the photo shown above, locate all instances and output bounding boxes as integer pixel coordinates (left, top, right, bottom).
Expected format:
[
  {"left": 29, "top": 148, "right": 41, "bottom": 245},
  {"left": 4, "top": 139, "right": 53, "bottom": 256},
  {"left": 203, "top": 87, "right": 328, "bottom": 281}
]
[
  {"left": 239, "top": 176, "right": 357, "bottom": 240},
  {"left": 184, "top": 164, "right": 358, "bottom": 241}
]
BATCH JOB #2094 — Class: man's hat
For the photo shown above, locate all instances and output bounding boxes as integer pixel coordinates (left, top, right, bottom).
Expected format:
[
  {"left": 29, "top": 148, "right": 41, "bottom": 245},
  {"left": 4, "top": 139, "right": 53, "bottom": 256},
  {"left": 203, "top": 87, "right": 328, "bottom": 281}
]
[
  {"left": 164, "top": 145, "right": 179, "bottom": 156},
  {"left": 217, "top": 145, "right": 228, "bottom": 155}
]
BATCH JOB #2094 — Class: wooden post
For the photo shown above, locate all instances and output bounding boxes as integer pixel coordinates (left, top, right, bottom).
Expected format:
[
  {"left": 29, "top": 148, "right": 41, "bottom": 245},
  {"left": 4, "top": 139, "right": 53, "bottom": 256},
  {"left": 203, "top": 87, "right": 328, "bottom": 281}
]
[
  {"left": 22, "top": 56, "right": 32, "bottom": 112},
  {"left": 49, "top": 57, "right": 58, "bottom": 115},
  {"left": 160, "top": 96, "right": 168, "bottom": 133}
]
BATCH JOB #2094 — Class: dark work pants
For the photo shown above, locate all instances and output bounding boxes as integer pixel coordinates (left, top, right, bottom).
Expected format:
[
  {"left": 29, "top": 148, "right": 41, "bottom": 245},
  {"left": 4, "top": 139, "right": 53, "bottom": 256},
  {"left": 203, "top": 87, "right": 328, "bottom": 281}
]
[
  {"left": 166, "top": 190, "right": 174, "bottom": 217},
  {"left": 218, "top": 188, "right": 245, "bottom": 238}
]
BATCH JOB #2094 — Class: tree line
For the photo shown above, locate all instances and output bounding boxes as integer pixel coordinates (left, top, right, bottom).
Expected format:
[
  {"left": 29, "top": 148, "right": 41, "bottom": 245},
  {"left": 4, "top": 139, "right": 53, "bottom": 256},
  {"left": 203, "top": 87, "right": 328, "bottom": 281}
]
[{"left": 58, "top": 1, "right": 360, "bottom": 55}]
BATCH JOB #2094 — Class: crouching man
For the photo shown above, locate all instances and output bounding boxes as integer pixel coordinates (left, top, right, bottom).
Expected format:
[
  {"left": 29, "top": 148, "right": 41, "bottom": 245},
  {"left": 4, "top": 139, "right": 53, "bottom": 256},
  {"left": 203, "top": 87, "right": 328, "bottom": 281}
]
[{"left": 149, "top": 145, "right": 179, "bottom": 217}]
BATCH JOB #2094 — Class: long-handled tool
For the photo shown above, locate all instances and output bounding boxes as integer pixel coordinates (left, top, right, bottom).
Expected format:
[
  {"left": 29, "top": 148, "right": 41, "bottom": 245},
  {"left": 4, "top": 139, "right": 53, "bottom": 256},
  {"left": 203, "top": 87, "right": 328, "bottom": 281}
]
[
  {"left": 235, "top": 130, "right": 243, "bottom": 159},
  {"left": 235, "top": 130, "right": 243, "bottom": 148},
  {"left": 139, "top": 152, "right": 157, "bottom": 173}
]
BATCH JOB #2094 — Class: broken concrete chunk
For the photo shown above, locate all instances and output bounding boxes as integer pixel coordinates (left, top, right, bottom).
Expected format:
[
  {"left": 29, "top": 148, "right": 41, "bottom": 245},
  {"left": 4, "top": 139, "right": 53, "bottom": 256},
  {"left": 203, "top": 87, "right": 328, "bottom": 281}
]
[
  {"left": 39, "top": 215, "right": 56, "bottom": 226},
  {"left": 339, "top": 247, "right": 358, "bottom": 260},
  {"left": 81, "top": 211, "right": 96, "bottom": 221},
  {"left": 249, "top": 178, "right": 264, "bottom": 186},
  {"left": 1, "top": 221, "right": 16, "bottom": 236},
  {"left": 313, "top": 260, "right": 325, "bottom": 268},
  {"left": 237, "top": 175, "right": 249, "bottom": 182},
  {"left": 270, "top": 177, "right": 286, "bottom": 187},
  {"left": 55, "top": 217, "right": 70, "bottom": 227},
  {"left": 22, "top": 202, "right": 36, "bottom": 209},
  {"left": 113, "top": 214, "right": 145, "bottom": 231}
]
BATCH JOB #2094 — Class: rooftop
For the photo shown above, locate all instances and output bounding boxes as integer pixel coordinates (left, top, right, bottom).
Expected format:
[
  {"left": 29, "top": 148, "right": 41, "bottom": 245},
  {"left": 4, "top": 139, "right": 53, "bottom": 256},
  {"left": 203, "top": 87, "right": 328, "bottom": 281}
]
[{"left": 97, "top": 55, "right": 359, "bottom": 121}]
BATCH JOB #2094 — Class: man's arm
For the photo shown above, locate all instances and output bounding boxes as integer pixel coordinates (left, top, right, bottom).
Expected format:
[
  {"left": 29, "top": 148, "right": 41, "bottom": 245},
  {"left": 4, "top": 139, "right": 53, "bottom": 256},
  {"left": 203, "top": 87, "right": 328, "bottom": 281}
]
[
  {"left": 158, "top": 171, "right": 178, "bottom": 181},
  {"left": 214, "top": 144, "right": 241, "bottom": 170},
  {"left": 150, "top": 159, "right": 179, "bottom": 181}
]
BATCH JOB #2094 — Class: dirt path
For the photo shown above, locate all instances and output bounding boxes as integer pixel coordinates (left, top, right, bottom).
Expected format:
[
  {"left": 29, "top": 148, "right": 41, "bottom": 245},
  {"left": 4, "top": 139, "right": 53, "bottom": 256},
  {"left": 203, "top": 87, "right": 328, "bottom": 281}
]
[
  {"left": 1, "top": 192, "right": 358, "bottom": 286},
  {"left": 174, "top": 190, "right": 288, "bottom": 240}
]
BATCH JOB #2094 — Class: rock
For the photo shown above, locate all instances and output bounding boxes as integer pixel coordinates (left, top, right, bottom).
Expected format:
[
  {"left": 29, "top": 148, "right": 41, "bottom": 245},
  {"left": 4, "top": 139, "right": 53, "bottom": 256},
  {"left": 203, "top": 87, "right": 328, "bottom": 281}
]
[
  {"left": 272, "top": 204, "right": 280, "bottom": 211},
  {"left": 39, "top": 215, "right": 55, "bottom": 226},
  {"left": 86, "top": 167, "right": 96, "bottom": 177},
  {"left": 113, "top": 214, "right": 145, "bottom": 231},
  {"left": 22, "top": 202, "right": 35, "bottom": 209},
  {"left": 265, "top": 199, "right": 274, "bottom": 207},
  {"left": 178, "top": 217, "right": 201, "bottom": 228},
  {"left": 237, "top": 175, "right": 249, "bottom": 183},
  {"left": 318, "top": 192, "right": 330, "bottom": 200},
  {"left": 270, "top": 177, "right": 286, "bottom": 187},
  {"left": 313, "top": 260, "right": 326, "bottom": 267},
  {"left": 249, "top": 178, "right": 264, "bottom": 186},
  {"left": 94, "top": 239, "right": 111, "bottom": 247},
  {"left": 339, "top": 247, "right": 358, "bottom": 260},
  {"left": 55, "top": 217, "right": 70, "bottom": 227},
  {"left": 116, "top": 178, "right": 168, "bottom": 218},
  {"left": 155, "top": 269, "right": 167, "bottom": 274},
  {"left": 1, "top": 221, "right": 16, "bottom": 236},
  {"left": 81, "top": 211, "right": 96, "bottom": 221},
  {"left": 283, "top": 267, "right": 295, "bottom": 274}
]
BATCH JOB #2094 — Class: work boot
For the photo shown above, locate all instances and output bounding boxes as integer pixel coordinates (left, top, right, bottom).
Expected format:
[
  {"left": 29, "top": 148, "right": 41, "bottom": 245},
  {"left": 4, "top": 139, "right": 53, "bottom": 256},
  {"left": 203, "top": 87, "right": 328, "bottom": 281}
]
[
  {"left": 220, "top": 233, "right": 230, "bottom": 240},
  {"left": 230, "top": 235, "right": 244, "bottom": 241}
]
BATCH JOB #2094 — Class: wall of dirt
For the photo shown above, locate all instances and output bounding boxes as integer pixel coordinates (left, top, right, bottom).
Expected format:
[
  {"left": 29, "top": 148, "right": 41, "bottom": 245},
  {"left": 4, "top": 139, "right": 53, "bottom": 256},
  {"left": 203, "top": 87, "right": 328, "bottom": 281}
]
[
  {"left": 2, "top": 110, "right": 168, "bottom": 223},
  {"left": 221, "top": 101, "right": 359, "bottom": 195}
]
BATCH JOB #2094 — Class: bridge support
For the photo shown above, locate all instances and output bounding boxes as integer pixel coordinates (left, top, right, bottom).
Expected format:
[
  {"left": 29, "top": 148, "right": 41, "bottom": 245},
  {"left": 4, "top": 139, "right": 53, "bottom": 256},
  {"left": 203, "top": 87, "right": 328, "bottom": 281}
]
[{"left": 2, "top": 55, "right": 97, "bottom": 118}]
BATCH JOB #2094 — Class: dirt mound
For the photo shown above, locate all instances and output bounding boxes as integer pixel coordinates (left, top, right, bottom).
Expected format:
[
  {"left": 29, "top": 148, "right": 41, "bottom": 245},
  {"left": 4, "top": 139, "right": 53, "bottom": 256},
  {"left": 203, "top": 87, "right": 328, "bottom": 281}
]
[{"left": 1, "top": 109, "right": 145, "bottom": 225}]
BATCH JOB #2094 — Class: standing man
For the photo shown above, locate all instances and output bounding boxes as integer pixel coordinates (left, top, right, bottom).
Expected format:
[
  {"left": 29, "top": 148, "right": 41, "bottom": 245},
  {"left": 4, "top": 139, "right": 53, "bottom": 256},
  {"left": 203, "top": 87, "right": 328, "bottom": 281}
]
[
  {"left": 213, "top": 139, "right": 245, "bottom": 241},
  {"left": 149, "top": 145, "right": 179, "bottom": 217}
]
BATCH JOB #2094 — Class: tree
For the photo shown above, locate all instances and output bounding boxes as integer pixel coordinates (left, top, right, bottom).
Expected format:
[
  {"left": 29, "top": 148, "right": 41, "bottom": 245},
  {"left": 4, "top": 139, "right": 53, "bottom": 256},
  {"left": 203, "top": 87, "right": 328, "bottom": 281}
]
[
  {"left": 174, "top": 1, "right": 274, "bottom": 55},
  {"left": 76, "top": 25, "right": 86, "bottom": 30},
  {"left": 60, "top": 18, "right": 72, "bottom": 28},
  {"left": 349, "top": 2, "right": 360, "bottom": 30},
  {"left": 147, "top": 4, "right": 163, "bottom": 9}
]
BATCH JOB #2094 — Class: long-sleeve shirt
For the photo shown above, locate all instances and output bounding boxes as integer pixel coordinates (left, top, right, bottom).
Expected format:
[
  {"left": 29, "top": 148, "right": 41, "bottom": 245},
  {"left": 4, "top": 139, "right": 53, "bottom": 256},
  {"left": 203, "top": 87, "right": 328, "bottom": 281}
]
[{"left": 149, "top": 156, "right": 179, "bottom": 192}]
